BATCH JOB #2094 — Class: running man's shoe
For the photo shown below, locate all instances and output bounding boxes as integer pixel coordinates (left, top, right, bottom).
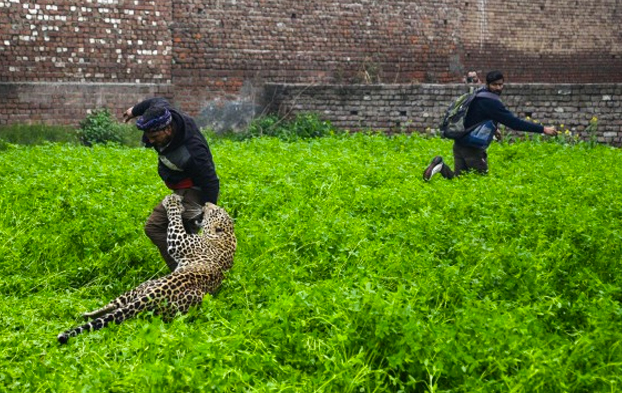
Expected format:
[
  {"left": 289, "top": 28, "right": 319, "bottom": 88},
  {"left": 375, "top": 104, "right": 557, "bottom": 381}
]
[{"left": 423, "top": 156, "right": 444, "bottom": 181}]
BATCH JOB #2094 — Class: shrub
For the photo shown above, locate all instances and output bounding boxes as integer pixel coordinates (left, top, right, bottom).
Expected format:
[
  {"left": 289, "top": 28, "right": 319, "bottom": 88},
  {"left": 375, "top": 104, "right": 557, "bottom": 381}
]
[
  {"left": 228, "top": 112, "right": 336, "bottom": 141},
  {"left": 76, "top": 109, "right": 127, "bottom": 146},
  {"left": 114, "top": 121, "right": 144, "bottom": 148}
]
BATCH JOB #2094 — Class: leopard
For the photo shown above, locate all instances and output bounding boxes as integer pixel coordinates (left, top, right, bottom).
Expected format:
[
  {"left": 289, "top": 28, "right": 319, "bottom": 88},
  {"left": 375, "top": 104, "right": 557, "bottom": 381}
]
[{"left": 57, "top": 193, "right": 236, "bottom": 344}]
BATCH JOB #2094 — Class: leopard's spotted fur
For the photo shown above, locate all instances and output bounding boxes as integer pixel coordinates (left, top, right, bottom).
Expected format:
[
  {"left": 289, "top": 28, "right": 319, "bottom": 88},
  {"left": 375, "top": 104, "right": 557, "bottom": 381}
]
[{"left": 57, "top": 194, "right": 236, "bottom": 344}]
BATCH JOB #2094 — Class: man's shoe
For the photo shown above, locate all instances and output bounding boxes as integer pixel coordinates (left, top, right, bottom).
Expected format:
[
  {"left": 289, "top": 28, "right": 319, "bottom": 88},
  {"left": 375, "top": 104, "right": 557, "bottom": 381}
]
[{"left": 423, "top": 156, "right": 444, "bottom": 181}]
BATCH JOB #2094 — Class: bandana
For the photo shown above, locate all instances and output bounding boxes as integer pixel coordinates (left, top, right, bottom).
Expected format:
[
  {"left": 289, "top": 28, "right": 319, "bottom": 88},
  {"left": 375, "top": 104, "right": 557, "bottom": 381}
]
[{"left": 136, "top": 109, "right": 172, "bottom": 132}]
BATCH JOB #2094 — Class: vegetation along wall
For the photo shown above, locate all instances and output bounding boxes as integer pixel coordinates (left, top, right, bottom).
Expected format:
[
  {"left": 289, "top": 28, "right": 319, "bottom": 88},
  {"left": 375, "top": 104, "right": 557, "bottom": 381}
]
[
  {"left": 264, "top": 83, "right": 622, "bottom": 146},
  {"left": 1, "top": 0, "right": 621, "bottom": 139}
]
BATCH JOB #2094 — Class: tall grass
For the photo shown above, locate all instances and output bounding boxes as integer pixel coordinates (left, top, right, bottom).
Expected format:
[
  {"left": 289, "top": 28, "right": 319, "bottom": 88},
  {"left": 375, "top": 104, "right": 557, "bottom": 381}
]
[
  {"left": 0, "top": 134, "right": 621, "bottom": 392},
  {"left": 0, "top": 124, "right": 78, "bottom": 146},
  {"left": 0, "top": 123, "right": 143, "bottom": 148}
]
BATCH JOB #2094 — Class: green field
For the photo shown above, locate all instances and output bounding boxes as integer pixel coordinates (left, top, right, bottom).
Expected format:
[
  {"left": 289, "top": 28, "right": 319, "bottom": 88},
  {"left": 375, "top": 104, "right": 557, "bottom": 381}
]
[{"left": 1, "top": 133, "right": 621, "bottom": 392}]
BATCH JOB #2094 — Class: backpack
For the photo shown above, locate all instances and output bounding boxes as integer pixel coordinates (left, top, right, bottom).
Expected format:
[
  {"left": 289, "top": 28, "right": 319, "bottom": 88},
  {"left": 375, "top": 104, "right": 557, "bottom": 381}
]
[{"left": 440, "top": 88, "right": 500, "bottom": 140}]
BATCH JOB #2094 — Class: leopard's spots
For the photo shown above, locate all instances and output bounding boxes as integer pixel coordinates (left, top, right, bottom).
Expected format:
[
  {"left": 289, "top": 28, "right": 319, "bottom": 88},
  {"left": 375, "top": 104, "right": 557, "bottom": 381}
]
[{"left": 57, "top": 194, "right": 236, "bottom": 344}]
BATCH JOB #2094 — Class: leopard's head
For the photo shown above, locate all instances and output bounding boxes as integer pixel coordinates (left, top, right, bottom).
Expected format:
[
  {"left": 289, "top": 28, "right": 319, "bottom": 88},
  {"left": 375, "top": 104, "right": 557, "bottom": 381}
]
[{"left": 200, "top": 203, "right": 235, "bottom": 239}]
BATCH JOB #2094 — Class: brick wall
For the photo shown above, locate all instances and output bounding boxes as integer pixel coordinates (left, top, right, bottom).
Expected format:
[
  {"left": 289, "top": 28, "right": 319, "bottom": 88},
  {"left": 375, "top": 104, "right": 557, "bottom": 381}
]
[
  {"left": 0, "top": 82, "right": 172, "bottom": 125},
  {"left": 263, "top": 83, "right": 622, "bottom": 146},
  {"left": 168, "top": 0, "right": 622, "bottom": 87},
  {"left": 1, "top": 0, "right": 621, "bottom": 133},
  {"left": 1, "top": 0, "right": 172, "bottom": 83},
  {"left": 457, "top": 0, "right": 622, "bottom": 84}
]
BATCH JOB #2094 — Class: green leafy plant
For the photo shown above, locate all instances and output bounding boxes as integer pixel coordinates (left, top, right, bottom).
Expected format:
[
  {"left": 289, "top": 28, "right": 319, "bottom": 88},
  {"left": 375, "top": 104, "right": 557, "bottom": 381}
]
[
  {"left": 549, "top": 116, "right": 600, "bottom": 148},
  {"left": 1, "top": 133, "right": 621, "bottom": 392},
  {"left": 553, "top": 123, "right": 581, "bottom": 145},
  {"left": 585, "top": 116, "right": 599, "bottom": 147},
  {"left": 0, "top": 124, "right": 78, "bottom": 145},
  {"left": 76, "top": 109, "right": 125, "bottom": 146},
  {"left": 229, "top": 112, "right": 336, "bottom": 141}
]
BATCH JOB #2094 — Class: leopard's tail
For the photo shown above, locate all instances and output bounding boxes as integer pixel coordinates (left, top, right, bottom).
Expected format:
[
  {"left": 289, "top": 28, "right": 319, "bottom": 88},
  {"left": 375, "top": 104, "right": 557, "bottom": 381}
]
[{"left": 57, "top": 301, "right": 145, "bottom": 344}]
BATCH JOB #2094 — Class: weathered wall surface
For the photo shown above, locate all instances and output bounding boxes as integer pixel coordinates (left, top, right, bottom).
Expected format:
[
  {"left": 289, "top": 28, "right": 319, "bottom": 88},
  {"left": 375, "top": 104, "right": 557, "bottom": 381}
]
[
  {"left": 264, "top": 83, "right": 622, "bottom": 146},
  {"left": 0, "top": 0, "right": 172, "bottom": 83},
  {"left": 168, "top": 0, "right": 622, "bottom": 116},
  {"left": 1, "top": 0, "right": 621, "bottom": 134},
  {"left": 0, "top": 82, "right": 172, "bottom": 125},
  {"left": 457, "top": 0, "right": 622, "bottom": 83}
]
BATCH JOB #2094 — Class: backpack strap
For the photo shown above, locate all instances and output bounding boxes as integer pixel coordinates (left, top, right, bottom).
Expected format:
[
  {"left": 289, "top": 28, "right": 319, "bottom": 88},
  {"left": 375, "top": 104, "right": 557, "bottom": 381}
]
[
  {"left": 461, "top": 89, "right": 501, "bottom": 135},
  {"left": 474, "top": 89, "right": 501, "bottom": 101}
]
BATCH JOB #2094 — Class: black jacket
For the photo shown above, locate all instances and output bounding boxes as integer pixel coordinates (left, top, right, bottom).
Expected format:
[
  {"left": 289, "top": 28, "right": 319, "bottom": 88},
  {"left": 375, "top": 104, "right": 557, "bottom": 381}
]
[
  {"left": 132, "top": 98, "right": 219, "bottom": 204},
  {"left": 461, "top": 88, "right": 544, "bottom": 147}
]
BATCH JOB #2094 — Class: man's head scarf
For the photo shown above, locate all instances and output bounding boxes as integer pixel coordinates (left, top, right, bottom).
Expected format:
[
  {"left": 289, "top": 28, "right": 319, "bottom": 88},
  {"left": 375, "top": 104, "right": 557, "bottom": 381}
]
[{"left": 136, "top": 108, "right": 172, "bottom": 132}]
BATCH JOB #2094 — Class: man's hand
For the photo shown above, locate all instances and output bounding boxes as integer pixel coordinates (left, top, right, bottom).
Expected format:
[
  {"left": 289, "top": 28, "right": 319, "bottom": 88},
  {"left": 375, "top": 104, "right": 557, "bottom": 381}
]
[
  {"left": 123, "top": 107, "right": 135, "bottom": 123},
  {"left": 542, "top": 126, "right": 556, "bottom": 135},
  {"left": 494, "top": 129, "right": 503, "bottom": 142}
]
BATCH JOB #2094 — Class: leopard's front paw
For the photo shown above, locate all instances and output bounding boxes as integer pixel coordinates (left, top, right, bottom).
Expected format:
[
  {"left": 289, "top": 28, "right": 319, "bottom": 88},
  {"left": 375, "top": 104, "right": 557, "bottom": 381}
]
[{"left": 163, "top": 194, "right": 184, "bottom": 210}]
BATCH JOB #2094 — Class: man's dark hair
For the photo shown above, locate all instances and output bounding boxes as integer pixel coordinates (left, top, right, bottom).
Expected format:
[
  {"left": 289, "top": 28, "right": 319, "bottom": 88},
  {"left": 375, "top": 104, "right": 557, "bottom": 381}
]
[{"left": 486, "top": 70, "right": 504, "bottom": 84}]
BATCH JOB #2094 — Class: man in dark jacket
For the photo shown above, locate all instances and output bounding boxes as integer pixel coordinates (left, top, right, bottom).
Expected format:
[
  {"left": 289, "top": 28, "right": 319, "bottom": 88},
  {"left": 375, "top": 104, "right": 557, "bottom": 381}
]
[
  {"left": 123, "top": 97, "right": 219, "bottom": 271},
  {"left": 423, "top": 70, "right": 557, "bottom": 181}
]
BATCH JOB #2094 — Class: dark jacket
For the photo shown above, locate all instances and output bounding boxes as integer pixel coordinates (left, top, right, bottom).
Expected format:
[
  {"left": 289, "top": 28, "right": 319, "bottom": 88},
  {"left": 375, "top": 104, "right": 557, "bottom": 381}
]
[
  {"left": 132, "top": 98, "right": 219, "bottom": 204},
  {"left": 460, "top": 88, "right": 544, "bottom": 148}
]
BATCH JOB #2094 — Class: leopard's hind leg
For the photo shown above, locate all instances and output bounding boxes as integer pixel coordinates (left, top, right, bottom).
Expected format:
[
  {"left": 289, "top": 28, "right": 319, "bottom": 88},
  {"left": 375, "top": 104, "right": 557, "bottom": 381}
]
[{"left": 81, "top": 279, "right": 161, "bottom": 319}]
